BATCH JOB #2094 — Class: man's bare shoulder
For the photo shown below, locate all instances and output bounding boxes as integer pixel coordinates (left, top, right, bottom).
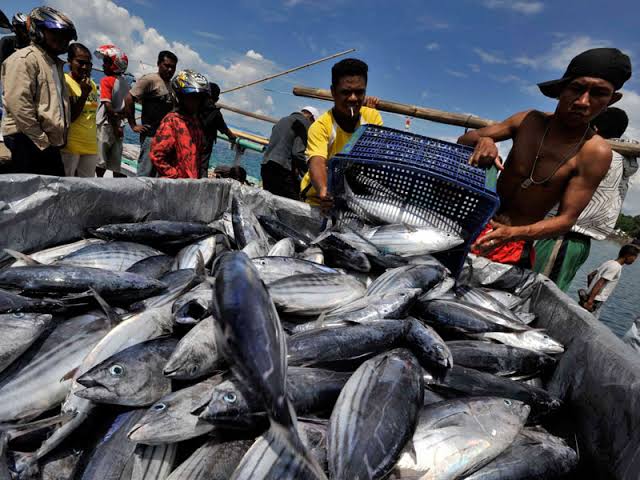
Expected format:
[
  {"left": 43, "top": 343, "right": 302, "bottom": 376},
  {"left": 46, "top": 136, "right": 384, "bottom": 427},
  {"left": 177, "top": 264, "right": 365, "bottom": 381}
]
[{"left": 577, "top": 134, "right": 613, "bottom": 175}]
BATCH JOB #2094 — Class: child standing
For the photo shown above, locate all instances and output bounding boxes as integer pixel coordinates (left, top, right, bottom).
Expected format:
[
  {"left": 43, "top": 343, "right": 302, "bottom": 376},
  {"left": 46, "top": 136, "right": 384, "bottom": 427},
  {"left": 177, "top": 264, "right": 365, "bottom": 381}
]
[{"left": 94, "top": 44, "right": 129, "bottom": 177}]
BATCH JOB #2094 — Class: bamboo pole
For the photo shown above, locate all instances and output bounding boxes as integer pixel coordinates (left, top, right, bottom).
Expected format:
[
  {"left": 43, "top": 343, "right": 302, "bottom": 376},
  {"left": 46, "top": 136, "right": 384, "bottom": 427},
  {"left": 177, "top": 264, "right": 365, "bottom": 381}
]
[
  {"left": 292, "top": 85, "right": 640, "bottom": 157},
  {"left": 229, "top": 128, "right": 269, "bottom": 146},
  {"left": 221, "top": 48, "right": 356, "bottom": 94},
  {"left": 217, "top": 102, "right": 278, "bottom": 124}
]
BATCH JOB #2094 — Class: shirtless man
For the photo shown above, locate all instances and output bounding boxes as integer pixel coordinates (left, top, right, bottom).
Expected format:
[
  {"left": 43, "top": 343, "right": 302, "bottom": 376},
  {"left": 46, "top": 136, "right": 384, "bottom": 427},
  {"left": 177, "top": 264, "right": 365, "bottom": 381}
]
[{"left": 457, "top": 48, "right": 632, "bottom": 266}]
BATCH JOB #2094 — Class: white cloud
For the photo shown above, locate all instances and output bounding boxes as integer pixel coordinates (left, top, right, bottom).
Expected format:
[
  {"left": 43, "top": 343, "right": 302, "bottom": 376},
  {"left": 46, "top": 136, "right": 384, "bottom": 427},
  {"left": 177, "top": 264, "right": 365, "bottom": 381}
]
[
  {"left": 131, "top": 0, "right": 152, "bottom": 7},
  {"left": 193, "top": 30, "right": 223, "bottom": 41},
  {"left": 515, "top": 35, "right": 611, "bottom": 71},
  {"left": 469, "top": 63, "right": 481, "bottom": 73},
  {"left": 245, "top": 49, "right": 264, "bottom": 60},
  {"left": 49, "top": 0, "right": 278, "bottom": 117},
  {"left": 474, "top": 47, "right": 507, "bottom": 64},
  {"left": 482, "top": 0, "right": 544, "bottom": 14},
  {"left": 445, "top": 69, "right": 468, "bottom": 78},
  {"left": 425, "top": 42, "right": 440, "bottom": 51},
  {"left": 618, "top": 89, "right": 640, "bottom": 144}
]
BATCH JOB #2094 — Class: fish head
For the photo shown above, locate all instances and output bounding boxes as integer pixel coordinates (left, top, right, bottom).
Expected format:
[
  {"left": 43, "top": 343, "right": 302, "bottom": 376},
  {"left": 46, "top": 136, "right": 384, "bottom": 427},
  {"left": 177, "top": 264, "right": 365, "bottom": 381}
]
[
  {"left": 199, "top": 379, "right": 258, "bottom": 426},
  {"left": 127, "top": 398, "right": 177, "bottom": 443},
  {"left": 76, "top": 349, "right": 171, "bottom": 406},
  {"left": 498, "top": 398, "right": 531, "bottom": 425},
  {"left": 173, "top": 297, "right": 210, "bottom": 325},
  {"left": 163, "top": 340, "right": 217, "bottom": 380},
  {"left": 522, "top": 330, "right": 565, "bottom": 354}
]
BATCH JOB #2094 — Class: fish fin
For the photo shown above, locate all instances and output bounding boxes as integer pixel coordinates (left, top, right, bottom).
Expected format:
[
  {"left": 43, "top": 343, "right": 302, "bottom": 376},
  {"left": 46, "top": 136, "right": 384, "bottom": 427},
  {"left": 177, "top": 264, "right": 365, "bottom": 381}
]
[
  {"left": 3, "top": 249, "right": 41, "bottom": 265},
  {"left": 3, "top": 411, "right": 76, "bottom": 440},
  {"left": 60, "top": 367, "right": 79, "bottom": 382},
  {"left": 89, "top": 287, "right": 121, "bottom": 327},
  {"left": 139, "top": 212, "right": 152, "bottom": 222},
  {"left": 195, "top": 251, "right": 206, "bottom": 276}
]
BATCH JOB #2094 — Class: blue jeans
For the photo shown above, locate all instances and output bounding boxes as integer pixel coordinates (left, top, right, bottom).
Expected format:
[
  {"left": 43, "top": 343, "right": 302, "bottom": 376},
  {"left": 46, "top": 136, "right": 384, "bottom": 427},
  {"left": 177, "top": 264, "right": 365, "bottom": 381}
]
[{"left": 136, "top": 136, "right": 156, "bottom": 177}]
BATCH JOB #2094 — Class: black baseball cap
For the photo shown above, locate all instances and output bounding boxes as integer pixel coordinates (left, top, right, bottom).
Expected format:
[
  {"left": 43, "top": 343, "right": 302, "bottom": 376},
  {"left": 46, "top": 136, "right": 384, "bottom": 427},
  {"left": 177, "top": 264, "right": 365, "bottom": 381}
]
[{"left": 538, "top": 48, "right": 632, "bottom": 98}]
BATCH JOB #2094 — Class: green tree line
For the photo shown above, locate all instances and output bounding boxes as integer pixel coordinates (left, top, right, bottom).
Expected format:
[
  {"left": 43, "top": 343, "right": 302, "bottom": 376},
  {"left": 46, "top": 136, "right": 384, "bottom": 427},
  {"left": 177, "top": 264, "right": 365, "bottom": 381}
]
[{"left": 616, "top": 213, "right": 640, "bottom": 237}]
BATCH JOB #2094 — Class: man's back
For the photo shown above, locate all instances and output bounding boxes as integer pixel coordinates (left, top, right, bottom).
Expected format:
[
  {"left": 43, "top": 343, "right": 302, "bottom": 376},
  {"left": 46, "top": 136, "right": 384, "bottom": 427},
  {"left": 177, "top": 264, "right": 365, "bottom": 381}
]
[
  {"left": 262, "top": 112, "right": 310, "bottom": 171},
  {"left": 0, "top": 35, "right": 17, "bottom": 65}
]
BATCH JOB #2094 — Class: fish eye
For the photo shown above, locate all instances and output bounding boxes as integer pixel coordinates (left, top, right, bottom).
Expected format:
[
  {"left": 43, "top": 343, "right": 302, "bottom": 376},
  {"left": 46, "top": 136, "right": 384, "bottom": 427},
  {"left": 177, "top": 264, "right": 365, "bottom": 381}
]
[
  {"left": 543, "top": 335, "right": 549, "bottom": 339},
  {"left": 503, "top": 399, "right": 512, "bottom": 406},
  {"left": 152, "top": 403, "right": 166, "bottom": 411},
  {"left": 190, "top": 365, "right": 198, "bottom": 375},
  {"left": 14, "top": 313, "right": 24, "bottom": 318},
  {"left": 109, "top": 364, "right": 125, "bottom": 376},
  {"left": 223, "top": 392, "right": 237, "bottom": 404}
]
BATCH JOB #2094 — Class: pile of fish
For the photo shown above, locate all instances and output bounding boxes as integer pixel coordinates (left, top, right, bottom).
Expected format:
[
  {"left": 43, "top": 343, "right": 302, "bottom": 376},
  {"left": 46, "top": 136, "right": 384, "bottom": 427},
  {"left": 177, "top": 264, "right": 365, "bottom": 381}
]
[{"left": 0, "top": 196, "right": 578, "bottom": 479}]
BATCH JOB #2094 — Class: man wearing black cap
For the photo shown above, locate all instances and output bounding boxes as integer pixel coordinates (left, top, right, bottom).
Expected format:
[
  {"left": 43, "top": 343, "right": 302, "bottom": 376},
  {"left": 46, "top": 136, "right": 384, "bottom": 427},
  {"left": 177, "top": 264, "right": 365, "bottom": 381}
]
[{"left": 458, "top": 47, "right": 632, "bottom": 267}]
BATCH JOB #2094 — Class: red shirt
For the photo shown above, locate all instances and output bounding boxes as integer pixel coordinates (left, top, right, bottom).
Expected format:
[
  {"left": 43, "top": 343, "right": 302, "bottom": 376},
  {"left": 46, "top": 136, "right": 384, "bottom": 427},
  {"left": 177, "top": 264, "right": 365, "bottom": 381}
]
[{"left": 150, "top": 112, "right": 206, "bottom": 178}]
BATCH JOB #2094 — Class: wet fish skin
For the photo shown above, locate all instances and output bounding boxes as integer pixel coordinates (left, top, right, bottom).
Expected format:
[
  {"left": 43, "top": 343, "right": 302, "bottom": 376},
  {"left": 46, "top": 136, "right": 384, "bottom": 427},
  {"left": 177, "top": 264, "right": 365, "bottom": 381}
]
[
  {"left": 425, "top": 365, "right": 562, "bottom": 417},
  {"left": 267, "top": 238, "right": 297, "bottom": 257},
  {"left": 9, "top": 238, "right": 105, "bottom": 267},
  {"left": 297, "top": 247, "right": 324, "bottom": 265},
  {"left": 131, "top": 443, "right": 177, "bottom": 480},
  {"left": 76, "top": 337, "right": 178, "bottom": 406},
  {"left": 393, "top": 396, "right": 530, "bottom": 480},
  {"left": 0, "top": 288, "right": 71, "bottom": 314},
  {"left": 322, "top": 288, "right": 422, "bottom": 324},
  {"left": 0, "top": 312, "right": 52, "bottom": 374},
  {"left": 329, "top": 348, "right": 423, "bottom": 480},
  {"left": 212, "top": 252, "right": 292, "bottom": 428},
  {"left": 166, "top": 438, "right": 253, "bottom": 480},
  {"left": 268, "top": 273, "right": 366, "bottom": 316},
  {"left": 406, "top": 317, "right": 453, "bottom": 371},
  {"left": 130, "top": 269, "right": 201, "bottom": 312},
  {"left": 367, "top": 264, "right": 446, "bottom": 296},
  {"left": 311, "top": 232, "right": 371, "bottom": 273},
  {"left": 0, "top": 311, "right": 112, "bottom": 422},
  {"left": 361, "top": 223, "right": 464, "bottom": 256},
  {"left": 199, "top": 367, "right": 352, "bottom": 425},
  {"left": 126, "top": 255, "right": 174, "bottom": 279},
  {"left": 298, "top": 418, "right": 329, "bottom": 473},
  {"left": 56, "top": 241, "right": 164, "bottom": 271},
  {"left": 89, "top": 220, "right": 218, "bottom": 247},
  {"left": 414, "top": 298, "right": 528, "bottom": 335},
  {"left": 129, "top": 377, "right": 220, "bottom": 444},
  {"left": 464, "top": 428, "right": 578, "bottom": 480},
  {"left": 0, "top": 266, "right": 166, "bottom": 304},
  {"left": 230, "top": 422, "right": 327, "bottom": 480},
  {"left": 287, "top": 320, "right": 407, "bottom": 367},
  {"left": 473, "top": 330, "right": 565, "bottom": 355},
  {"left": 171, "top": 288, "right": 212, "bottom": 325},
  {"left": 163, "top": 315, "right": 222, "bottom": 380},
  {"left": 241, "top": 239, "right": 271, "bottom": 258},
  {"left": 232, "top": 197, "right": 271, "bottom": 249},
  {"left": 172, "top": 235, "right": 217, "bottom": 270},
  {"left": 79, "top": 410, "right": 144, "bottom": 480},
  {"left": 251, "top": 256, "right": 339, "bottom": 285},
  {"left": 257, "top": 215, "right": 312, "bottom": 251},
  {"left": 447, "top": 340, "right": 556, "bottom": 376},
  {"left": 455, "top": 285, "right": 526, "bottom": 324}
]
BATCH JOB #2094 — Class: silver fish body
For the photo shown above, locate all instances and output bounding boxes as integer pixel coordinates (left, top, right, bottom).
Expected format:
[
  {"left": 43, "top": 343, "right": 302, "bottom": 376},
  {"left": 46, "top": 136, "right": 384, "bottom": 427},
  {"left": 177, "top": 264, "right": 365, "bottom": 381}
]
[
  {"left": 126, "top": 255, "right": 174, "bottom": 279},
  {"left": 232, "top": 197, "right": 270, "bottom": 249},
  {"left": 267, "top": 238, "right": 297, "bottom": 257},
  {"left": 268, "top": 273, "right": 366, "bottom": 316},
  {"left": 0, "top": 312, "right": 52, "bottom": 374},
  {"left": 393, "top": 397, "right": 530, "bottom": 480},
  {"left": 172, "top": 235, "right": 217, "bottom": 270},
  {"left": 166, "top": 437, "right": 253, "bottom": 480},
  {"left": 361, "top": 223, "right": 464, "bottom": 256},
  {"left": 473, "top": 330, "right": 565, "bottom": 355},
  {"left": 56, "top": 241, "right": 164, "bottom": 271},
  {"left": 328, "top": 349, "right": 423, "bottom": 480},
  {"left": 9, "top": 238, "right": 105, "bottom": 267},
  {"left": 367, "top": 264, "right": 446, "bottom": 296},
  {"left": 131, "top": 443, "right": 177, "bottom": 480},
  {"left": 89, "top": 220, "right": 218, "bottom": 247},
  {"left": 241, "top": 239, "right": 271, "bottom": 258},
  {"left": 252, "top": 257, "right": 338, "bottom": 285}
]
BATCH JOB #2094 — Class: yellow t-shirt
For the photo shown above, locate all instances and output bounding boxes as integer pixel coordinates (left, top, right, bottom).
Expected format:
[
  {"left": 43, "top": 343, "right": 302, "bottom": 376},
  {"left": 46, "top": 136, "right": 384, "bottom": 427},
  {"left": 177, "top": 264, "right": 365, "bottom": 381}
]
[
  {"left": 63, "top": 73, "right": 99, "bottom": 155},
  {"left": 300, "top": 106, "right": 383, "bottom": 206}
]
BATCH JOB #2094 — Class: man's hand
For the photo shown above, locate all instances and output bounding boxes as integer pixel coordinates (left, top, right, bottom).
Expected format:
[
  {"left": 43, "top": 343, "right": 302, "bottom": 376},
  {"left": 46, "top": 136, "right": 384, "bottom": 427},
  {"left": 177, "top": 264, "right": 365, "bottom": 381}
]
[
  {"left": 472, "top": 220, "right": 517, "bottom": 253},
  {"left": 227, "top": 134, "right": 237, "bottom": 144},
  {"left": 318, "top": 187, "right": 334, "bottom": 216},
  {"left": 115, "top": 125, "right": 124, "bottom": 138},
  {"left": 132, "top": 124, "right": 150, "bottom": 135},
  {"left": 468, "top": 137, "right": 504, "bottom": 170},
  {"left": 364, "top": 96, "right": 380, "bottom": 109}
]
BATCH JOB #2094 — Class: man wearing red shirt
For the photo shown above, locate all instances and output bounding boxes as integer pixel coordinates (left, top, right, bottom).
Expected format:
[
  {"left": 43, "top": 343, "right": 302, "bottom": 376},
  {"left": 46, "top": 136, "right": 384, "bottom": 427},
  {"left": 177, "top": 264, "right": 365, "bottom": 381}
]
[{"left": 150, "top": 69, "right": 208, "bottom": 178}]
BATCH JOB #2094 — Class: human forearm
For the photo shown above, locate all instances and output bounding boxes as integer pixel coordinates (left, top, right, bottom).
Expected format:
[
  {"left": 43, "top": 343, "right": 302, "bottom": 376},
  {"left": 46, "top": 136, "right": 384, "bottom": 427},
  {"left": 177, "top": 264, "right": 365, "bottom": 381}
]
[
  {"left": 587, "top": 279, "right": 606, "bottom": 303},
  {"left": 510, "top": 215, "right": 576, "bottom": 242},
  {"left": 124, "top": 94, "right": 138, "bottom": 129},
  {"left": 70, "top": 94, "right": 89, "bottom": 122},
  {"left": 457, "top": 130, "right": 481, "bottom": 147},
  {"left": 308, "top": 156, "right": 328, "bottom": 194}
]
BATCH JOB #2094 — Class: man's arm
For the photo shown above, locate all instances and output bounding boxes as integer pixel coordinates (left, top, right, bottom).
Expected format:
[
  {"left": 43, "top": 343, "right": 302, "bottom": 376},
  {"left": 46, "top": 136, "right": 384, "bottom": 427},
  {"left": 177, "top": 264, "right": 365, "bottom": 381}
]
[
  {"left": 215, "top": 111, "right": 236, "bottom": 143},
  {"left": 2, "top": 56, "right": 49, "bottom": 150},
  {"left": 585, "top": 278, "right": 607, "bottom": 311},
  {"left": 474, "top": 138, "right": 612, "bottom": 250},
  {"left": 126, "top": 77, "right": 151, "bottom": 135},
  {"left": 458, "top": 110, "right": 530, "bottom": 171}
]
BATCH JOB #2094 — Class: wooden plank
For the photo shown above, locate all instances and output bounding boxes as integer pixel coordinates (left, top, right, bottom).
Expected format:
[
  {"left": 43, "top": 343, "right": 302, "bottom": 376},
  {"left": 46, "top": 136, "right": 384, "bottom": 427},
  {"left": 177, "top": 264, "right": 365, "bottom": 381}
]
[
  {"left": 292, "top": 85, "right": 640, "bottom": 156},
  {"left": 217, "top": 103, "right": 278, "bottom": 124},
  {"left": 229, "top": 128, "right": 269, "bottom": 146}
]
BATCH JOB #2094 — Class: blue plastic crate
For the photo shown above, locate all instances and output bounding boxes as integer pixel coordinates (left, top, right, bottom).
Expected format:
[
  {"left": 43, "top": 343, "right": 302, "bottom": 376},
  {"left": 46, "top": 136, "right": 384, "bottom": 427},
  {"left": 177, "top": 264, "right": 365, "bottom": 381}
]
[{"left": 328, "top": 125, "right": 500, "bottom": 275}]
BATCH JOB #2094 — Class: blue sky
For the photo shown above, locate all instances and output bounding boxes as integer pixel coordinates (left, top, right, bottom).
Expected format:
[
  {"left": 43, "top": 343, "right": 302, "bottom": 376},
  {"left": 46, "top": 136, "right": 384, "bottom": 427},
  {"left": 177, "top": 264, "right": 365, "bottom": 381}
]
[{"left": 4, "top": 0, "right": 640, "bottom": 212}]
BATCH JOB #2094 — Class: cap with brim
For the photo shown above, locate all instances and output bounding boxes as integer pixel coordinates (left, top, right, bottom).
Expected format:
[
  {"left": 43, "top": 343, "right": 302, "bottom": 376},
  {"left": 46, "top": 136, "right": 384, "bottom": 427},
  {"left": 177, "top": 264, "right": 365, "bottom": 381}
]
[
  {"left": 537, "top": 47, "right": 632, "bottom": 98},
  {"left": 301, "top": 106, "right": 321, "bottom": 121}
]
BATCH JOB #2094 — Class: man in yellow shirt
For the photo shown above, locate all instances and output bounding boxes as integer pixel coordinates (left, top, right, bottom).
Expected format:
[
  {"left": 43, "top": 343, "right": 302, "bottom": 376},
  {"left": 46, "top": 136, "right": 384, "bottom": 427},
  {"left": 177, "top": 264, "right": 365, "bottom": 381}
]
[
  {"left": 301, "top": 58, "right": 382, "bottom": 207},
  {"left": 62, "top": 43, "right": 99, "bottom": 176}
]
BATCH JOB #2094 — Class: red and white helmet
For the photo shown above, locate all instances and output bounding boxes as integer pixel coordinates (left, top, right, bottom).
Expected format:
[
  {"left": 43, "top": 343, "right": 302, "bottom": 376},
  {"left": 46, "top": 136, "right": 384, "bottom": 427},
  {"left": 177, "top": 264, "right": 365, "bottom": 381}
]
[{"left": 94, "top": 44, "right": 128, "bottom": 75}]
